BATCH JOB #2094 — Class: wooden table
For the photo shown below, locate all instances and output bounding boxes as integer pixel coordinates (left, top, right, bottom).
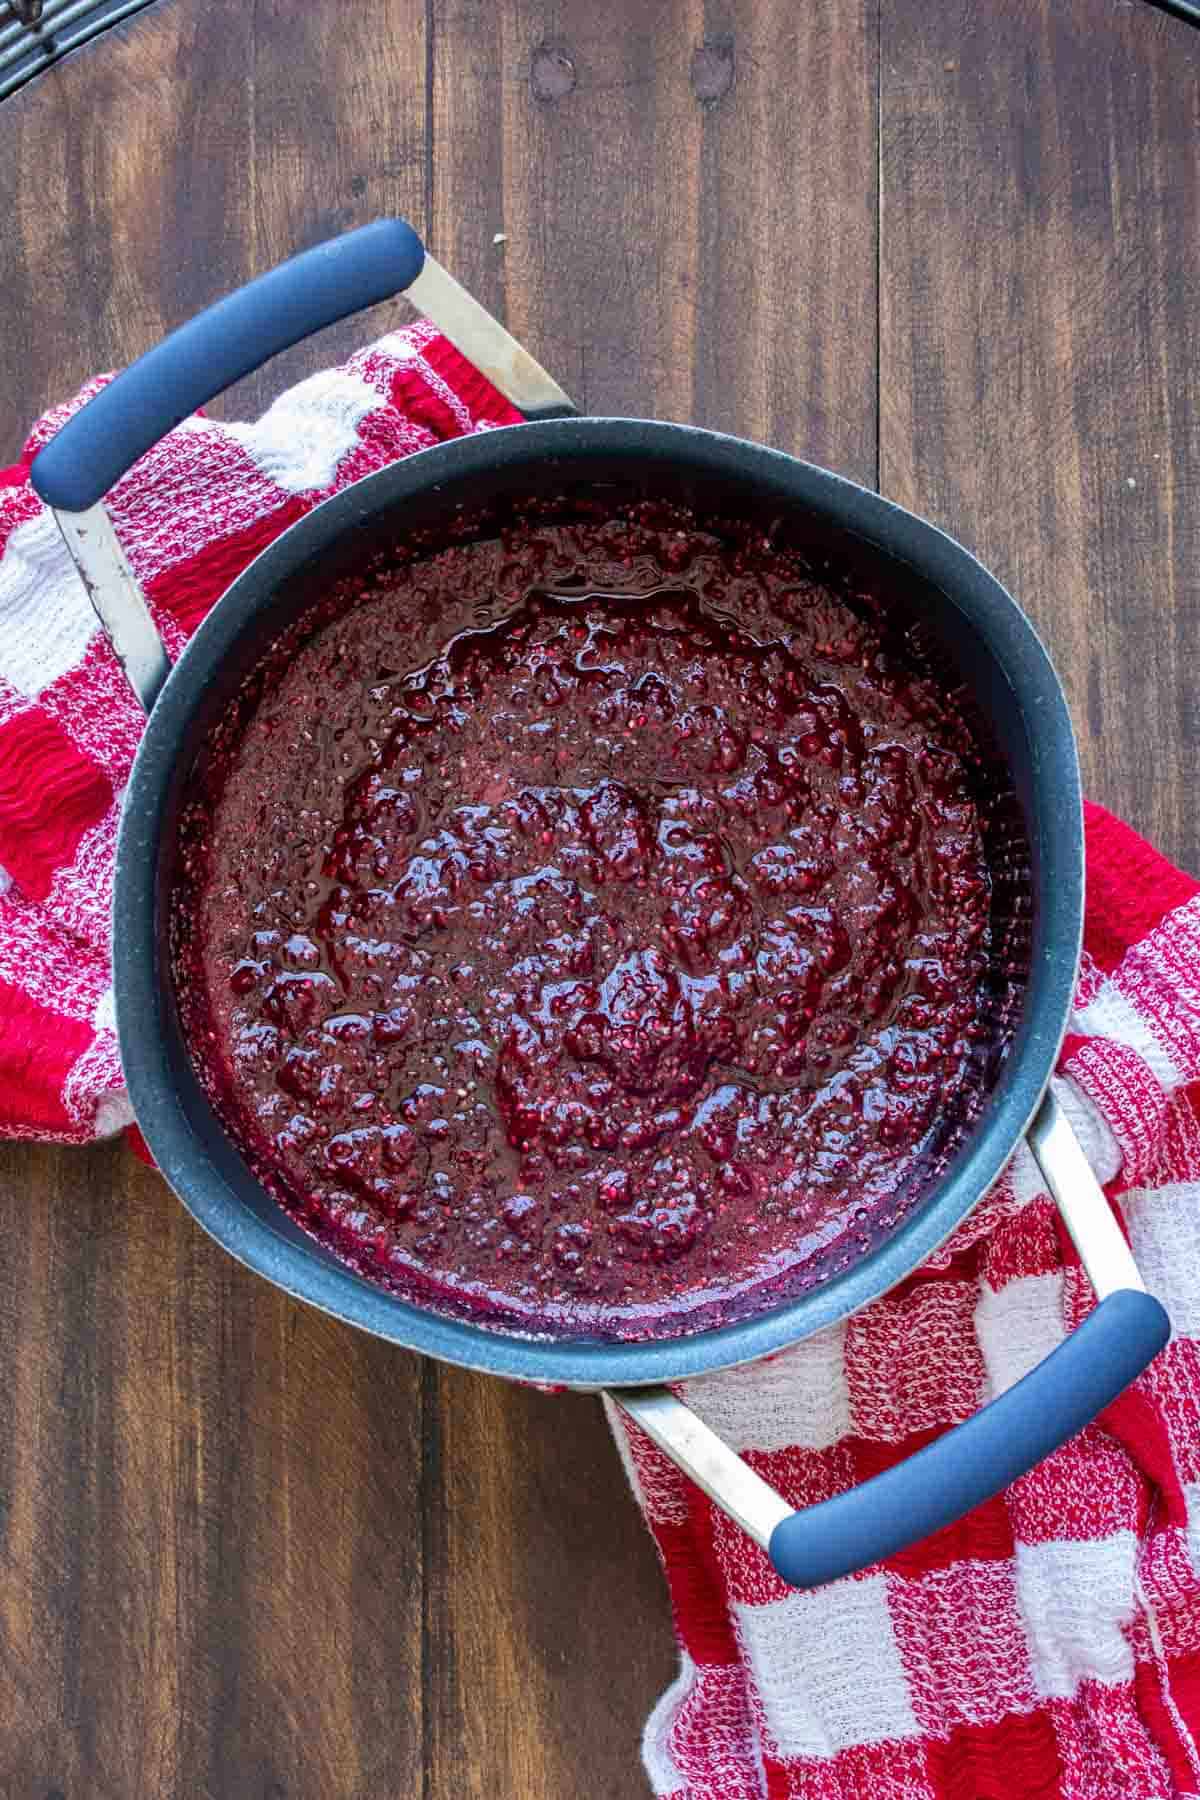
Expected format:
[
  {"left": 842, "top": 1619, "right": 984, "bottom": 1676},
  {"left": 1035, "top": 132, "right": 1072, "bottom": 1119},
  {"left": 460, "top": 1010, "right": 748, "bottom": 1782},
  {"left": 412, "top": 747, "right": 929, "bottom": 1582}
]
[{"left": 0, "top": 2, "right": 1196, "bottom": 1794}]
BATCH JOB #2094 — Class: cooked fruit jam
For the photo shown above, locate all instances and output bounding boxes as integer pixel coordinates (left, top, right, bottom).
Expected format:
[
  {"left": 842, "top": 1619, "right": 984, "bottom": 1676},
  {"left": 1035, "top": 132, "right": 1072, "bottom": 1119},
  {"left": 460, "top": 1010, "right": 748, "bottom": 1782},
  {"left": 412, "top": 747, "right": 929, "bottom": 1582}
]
[{"left": 171, "top": 498, "right": 1025, "bottom": 1340}]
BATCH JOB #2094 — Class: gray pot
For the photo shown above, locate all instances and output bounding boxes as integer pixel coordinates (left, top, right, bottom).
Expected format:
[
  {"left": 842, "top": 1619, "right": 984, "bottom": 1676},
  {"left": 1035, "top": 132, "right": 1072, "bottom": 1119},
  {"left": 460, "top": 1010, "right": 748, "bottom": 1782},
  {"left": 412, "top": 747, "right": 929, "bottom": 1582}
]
[{"left": 30, "top": 220, "right": 1168, "bottom": 1589}]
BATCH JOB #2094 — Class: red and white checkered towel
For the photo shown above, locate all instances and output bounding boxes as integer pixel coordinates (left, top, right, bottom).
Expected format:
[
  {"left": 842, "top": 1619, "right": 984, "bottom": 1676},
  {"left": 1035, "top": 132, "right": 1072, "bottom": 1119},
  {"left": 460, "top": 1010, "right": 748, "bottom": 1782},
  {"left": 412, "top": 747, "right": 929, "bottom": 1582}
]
[
  {"left": 0, "top": 324, "right": 520, "bottom": 1140},
  {"left": 3, "top": 332, "right": 1199, "bottom": 1798}
]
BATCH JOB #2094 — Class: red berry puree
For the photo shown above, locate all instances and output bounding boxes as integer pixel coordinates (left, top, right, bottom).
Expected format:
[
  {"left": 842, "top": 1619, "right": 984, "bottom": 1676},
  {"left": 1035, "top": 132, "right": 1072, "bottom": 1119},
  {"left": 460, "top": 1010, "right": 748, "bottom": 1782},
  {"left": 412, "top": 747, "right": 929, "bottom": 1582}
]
[{"left": 172, "top": 499, "right": 1023, "bottom": 1340}]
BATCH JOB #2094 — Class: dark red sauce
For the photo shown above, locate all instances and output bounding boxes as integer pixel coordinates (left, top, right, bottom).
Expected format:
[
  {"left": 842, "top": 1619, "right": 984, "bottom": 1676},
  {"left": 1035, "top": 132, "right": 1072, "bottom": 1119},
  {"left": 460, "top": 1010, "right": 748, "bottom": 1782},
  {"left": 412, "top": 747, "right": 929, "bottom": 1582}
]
[{"left": 172, "top": 499, "right": 1025, "bottom": 1340}]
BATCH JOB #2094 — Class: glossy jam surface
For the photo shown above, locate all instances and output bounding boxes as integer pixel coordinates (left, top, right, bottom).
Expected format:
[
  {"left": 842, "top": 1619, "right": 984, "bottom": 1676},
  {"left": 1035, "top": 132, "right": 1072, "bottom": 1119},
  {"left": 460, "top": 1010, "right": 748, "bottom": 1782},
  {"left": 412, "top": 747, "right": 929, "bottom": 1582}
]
[{"left": 173, "top": 502, "right": 1021, "bottom": 1340}]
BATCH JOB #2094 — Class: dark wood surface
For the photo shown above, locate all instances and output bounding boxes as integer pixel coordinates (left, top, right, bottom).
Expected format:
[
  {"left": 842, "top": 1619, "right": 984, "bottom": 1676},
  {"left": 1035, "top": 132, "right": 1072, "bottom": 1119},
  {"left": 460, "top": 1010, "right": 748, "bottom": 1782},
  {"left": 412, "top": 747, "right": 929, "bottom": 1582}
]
[{"left": 0, "top": 2, "right": 1196, "bottom": 1795}]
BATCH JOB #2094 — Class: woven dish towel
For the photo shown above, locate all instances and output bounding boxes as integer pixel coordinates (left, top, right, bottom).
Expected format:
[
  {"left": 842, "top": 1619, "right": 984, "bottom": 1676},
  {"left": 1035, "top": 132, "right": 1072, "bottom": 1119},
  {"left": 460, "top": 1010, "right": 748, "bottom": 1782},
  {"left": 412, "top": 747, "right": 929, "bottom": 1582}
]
[{"left": 3, "top": 335, "right": 1199, "bottom": 1799}]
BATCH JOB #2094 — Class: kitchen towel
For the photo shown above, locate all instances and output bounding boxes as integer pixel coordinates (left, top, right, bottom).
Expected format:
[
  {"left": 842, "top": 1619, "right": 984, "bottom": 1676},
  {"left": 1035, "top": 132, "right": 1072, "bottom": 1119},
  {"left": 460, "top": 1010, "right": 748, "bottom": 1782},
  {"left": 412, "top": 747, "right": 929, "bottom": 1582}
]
[
  {"left": 2, "top": 332, "right": 1198, "bottom": 1798},
  {"left": 0, "top": 323, "right": 522, "bottom": 1140}
]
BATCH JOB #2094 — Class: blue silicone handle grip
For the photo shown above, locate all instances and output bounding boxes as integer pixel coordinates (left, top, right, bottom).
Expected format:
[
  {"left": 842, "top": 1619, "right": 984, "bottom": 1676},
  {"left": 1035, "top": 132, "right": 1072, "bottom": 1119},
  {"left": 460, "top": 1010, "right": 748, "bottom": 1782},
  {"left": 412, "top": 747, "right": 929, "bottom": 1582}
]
[
  {"left": 29, "top": 218, "right": 426, "bottom": 513},
  {"left": 769, "top": 1287, "right": 1169, "bottom": 1589}
]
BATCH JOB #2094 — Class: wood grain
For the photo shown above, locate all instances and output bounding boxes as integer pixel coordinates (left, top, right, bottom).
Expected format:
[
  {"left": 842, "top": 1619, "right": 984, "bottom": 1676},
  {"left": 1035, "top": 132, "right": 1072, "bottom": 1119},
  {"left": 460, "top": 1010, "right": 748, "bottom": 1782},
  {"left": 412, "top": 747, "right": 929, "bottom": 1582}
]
[
  {"left": 880, "top": 0, "right": 1200, "bottom": 874},
  {"left": 0, "top": 0, "right": 1195, "bottom": 1795}
]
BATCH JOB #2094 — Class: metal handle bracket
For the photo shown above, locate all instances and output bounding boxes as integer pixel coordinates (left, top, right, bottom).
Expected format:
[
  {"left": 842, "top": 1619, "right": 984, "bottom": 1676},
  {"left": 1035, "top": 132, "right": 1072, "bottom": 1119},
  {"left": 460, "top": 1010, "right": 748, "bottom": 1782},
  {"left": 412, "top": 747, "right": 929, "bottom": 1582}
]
[{"left": 51, "top": 502, "right": 170, "bottom": 714}]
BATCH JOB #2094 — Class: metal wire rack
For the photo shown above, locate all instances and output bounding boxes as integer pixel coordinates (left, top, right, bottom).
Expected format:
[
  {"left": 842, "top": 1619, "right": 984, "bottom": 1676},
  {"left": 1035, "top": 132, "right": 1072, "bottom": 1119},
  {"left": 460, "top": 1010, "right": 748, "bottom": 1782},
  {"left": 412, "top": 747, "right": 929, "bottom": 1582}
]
[{"left": 0, "top": 0, "right": 157, "bottom": 100}]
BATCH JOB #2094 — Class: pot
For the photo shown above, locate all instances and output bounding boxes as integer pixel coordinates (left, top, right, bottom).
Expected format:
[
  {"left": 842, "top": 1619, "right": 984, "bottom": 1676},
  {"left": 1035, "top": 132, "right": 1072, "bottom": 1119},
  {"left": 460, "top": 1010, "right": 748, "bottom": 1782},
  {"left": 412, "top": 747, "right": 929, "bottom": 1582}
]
[{"left": 29, "top": 220, "right": 1169, "bottom": 1589}]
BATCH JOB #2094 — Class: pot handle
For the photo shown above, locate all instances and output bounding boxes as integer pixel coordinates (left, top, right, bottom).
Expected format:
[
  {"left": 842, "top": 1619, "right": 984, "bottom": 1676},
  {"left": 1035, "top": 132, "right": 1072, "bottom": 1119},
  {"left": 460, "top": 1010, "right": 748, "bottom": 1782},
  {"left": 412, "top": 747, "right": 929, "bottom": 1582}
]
[
  {"left": 28, "top": 219, "right": 573, "bottom": 710},
  {"left": 612, "top": 1089, "right": 1169, "bottom": 1590},
  {"left": 30, "top": 217, "right": 572, "bottom": 515}
]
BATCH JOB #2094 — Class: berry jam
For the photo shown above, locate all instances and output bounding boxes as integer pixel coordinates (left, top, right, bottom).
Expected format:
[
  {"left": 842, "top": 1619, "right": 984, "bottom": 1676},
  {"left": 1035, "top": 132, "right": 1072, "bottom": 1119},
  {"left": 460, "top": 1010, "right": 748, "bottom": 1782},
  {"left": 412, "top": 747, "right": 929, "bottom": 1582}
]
[{"left": 172, "top": 498, "right": 1024, "bottom": 1340}]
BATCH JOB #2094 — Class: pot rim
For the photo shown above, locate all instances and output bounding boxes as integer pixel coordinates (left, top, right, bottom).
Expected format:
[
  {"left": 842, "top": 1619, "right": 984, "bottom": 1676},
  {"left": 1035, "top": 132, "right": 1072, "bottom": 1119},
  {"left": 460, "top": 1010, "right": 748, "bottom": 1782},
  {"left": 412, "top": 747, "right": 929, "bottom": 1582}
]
[{"left": 114, "top": 416, "right": 1083, "bottom": 1387}]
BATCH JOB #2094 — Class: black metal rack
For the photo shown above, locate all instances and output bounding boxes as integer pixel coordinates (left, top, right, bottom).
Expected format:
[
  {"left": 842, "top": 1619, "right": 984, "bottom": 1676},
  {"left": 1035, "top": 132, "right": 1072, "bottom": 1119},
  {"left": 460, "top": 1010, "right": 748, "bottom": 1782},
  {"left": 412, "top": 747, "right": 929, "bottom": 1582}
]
[{"left": 0, "top": 0, "right": 157, "bottom": 100}]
